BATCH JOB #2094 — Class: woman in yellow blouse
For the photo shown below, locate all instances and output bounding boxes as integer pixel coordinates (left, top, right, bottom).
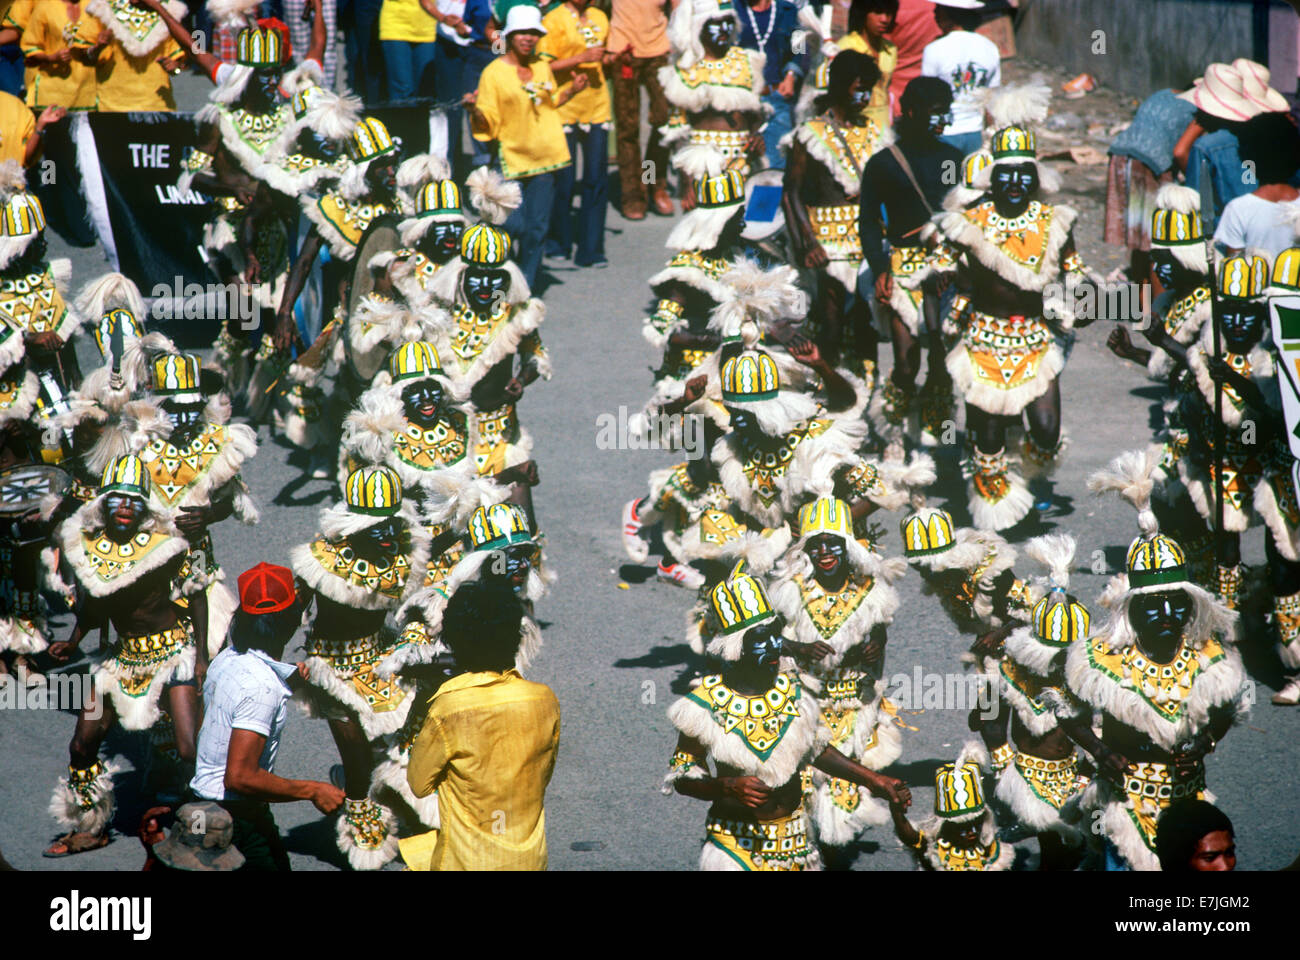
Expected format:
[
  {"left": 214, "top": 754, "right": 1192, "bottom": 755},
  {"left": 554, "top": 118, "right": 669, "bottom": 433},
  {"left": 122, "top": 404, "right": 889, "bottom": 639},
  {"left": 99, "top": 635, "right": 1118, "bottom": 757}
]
[
  {"left": 22, "top": 1, "right": 109, "bottom": 111},
  {"left": 838, "top": 0, "right": 897, "bottom": 133},
  {"left": 465, "top": 4, "right": 587, "bottom": 288},
  {"left": 87, "top": 0, "right": 187, "bottom": 111},
  {"left": 538, "top": 0, "right": 609, "bottom": 267}
]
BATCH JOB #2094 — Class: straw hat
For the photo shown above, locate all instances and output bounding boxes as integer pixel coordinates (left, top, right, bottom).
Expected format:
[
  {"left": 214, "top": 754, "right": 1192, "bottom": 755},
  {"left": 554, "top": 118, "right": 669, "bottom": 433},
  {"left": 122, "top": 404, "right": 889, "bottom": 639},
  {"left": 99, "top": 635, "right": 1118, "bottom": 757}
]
[
  {"left": 1232, "top": 58, "right": 1289, "bottom": 113},
  {"left": 1178, "top": 63, "right": 1261, "bottom": 122}
]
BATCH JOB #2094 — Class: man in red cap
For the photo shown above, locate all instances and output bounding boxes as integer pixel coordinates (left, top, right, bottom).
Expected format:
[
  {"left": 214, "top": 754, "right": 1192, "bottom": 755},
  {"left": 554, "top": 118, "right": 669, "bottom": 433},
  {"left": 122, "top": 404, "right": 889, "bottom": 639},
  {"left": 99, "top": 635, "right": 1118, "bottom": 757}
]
[{"left": 187, "top": 562, "right": 345, "bottom": 871}]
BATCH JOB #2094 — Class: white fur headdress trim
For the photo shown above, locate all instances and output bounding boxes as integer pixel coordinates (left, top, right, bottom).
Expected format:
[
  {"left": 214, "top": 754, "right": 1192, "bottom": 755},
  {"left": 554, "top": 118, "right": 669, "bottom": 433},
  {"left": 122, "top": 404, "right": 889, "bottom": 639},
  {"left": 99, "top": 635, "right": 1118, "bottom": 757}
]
[{"left": 466, "top": 166, "right": 522, "bottom": 226}]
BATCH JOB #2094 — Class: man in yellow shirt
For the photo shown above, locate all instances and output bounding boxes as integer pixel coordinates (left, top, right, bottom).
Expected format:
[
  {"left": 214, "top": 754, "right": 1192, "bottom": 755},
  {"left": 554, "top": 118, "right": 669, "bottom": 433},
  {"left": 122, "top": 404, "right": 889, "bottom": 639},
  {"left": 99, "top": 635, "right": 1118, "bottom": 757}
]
[
  {"left": 465, "top": 4, "right": 585, "bottom": 287},
  {"left": 407, "top": 581, "right": 561, "bottom": 871},
  {"left": 22, "top": 1, "right": 109, "bottom": 111},
  {"left": 837, "top": 0, "right": 897, "bottom": 133},
  {"left": 87, "top": 0, "right": 187, "bottom": 111},
  {"left": 539, "top": 0, "right": 609, "bottom": 267}
]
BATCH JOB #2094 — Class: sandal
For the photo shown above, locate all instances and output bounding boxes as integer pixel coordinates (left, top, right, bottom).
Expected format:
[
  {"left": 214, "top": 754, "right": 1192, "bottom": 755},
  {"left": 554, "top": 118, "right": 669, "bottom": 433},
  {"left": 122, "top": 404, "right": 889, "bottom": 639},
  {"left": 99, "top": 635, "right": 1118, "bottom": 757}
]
[{"left": 43, "top": 831, "right": 111, "bottom": 858}]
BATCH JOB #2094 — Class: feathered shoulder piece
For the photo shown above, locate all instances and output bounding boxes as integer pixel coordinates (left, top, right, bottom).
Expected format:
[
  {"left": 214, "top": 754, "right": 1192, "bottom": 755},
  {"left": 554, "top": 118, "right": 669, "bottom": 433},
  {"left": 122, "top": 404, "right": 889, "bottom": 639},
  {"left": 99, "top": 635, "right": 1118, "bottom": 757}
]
[{"left": 466, "top": 166, "right": 521, "bottom": 226}]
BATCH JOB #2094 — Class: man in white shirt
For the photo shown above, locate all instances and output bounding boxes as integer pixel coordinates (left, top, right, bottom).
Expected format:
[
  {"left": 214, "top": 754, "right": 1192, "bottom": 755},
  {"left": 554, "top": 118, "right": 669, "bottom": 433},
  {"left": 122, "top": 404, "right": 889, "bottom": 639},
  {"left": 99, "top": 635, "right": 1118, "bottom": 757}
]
[
  {"left": 1213, "top": 111, "right": 1300, "bottom": 259},
  {"left": 189, "top": 563, "right": 345, "bottom": 871},
  {"left": 920, "top": 0, "right": 1000, "bottom": 156}
]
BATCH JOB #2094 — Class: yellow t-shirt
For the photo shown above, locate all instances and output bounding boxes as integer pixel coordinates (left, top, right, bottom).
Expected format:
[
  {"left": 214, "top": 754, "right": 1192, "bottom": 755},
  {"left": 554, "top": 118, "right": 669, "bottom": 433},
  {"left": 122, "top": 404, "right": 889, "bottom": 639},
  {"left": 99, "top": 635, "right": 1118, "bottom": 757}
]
[
  {"left": 22, "top": 2, "right": 105, "bottom": 110},
  {"left": 407, "top": 670, "right": 561, "bottom": 871},
  {"left": 472, "top": 57, "right": 571, "bottom": 179},
  {"left": 378, "top": 0, "right": 440, "bottom": 43},
  {"left": 4, "top": 0, "right": 38, "bottom": 97},
  {"left": 0, "top": 89, "right": 34, "bottom": 164},
  {"left": 538, "top": 4, "right": 610, "bottom": 126},
  {"left": 95, "top": 34, "right": 180, "bottom": 111},
  {"left": 838, "top": 32, "right": 896, "bottom": 132}
]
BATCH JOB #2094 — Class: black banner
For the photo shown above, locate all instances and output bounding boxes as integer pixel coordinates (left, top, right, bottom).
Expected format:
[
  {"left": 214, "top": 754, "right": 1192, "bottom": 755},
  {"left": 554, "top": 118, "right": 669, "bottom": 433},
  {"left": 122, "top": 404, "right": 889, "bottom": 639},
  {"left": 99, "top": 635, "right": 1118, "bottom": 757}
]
[{"left": 84, "top": 105, "right": 437, "bottom": 302}]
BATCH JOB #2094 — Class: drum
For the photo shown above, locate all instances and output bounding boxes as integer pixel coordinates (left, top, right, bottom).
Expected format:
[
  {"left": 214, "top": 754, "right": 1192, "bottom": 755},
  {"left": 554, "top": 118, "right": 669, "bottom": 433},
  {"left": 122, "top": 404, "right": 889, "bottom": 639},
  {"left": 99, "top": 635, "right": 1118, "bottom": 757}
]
[
  {"left": 0, "top": 463, "right": 70, "bottom": 517},
  {"left": 348, "top": 214, "right": 402, "bottom": 319}
]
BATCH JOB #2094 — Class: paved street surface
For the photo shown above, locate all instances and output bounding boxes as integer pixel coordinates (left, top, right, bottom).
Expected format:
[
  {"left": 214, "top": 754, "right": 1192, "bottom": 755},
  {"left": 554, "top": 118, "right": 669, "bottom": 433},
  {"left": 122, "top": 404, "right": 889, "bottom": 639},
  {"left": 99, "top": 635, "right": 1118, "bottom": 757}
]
[{"left": 1, "top": 61, "right": 1297, "bottom": 871}]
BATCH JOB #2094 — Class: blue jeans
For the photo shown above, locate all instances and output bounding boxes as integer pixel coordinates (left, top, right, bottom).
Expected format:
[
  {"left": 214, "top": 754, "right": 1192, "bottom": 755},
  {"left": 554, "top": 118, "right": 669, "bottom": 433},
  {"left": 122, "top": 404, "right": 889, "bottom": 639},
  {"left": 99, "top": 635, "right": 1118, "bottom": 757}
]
[
  {"left": 382, "top": 39, "right": 438, "bottom": 101},
  {"left": 940, "top": 130, "right": 983, "bottom": 158},
  {"left": 0, "top": 45, "right": 23, "bottom": 98},
  {"left": 504, "top": 171, "right": 560, "bottom": 289},
  {"left": 548, "top": 125, "right": 609, "bottom": 265},
  {"left": 762, "top": 90, "right": 794, "bottom": 171},
  {"left": 340, "top": 0, "right": 385, "bottom": 104}
]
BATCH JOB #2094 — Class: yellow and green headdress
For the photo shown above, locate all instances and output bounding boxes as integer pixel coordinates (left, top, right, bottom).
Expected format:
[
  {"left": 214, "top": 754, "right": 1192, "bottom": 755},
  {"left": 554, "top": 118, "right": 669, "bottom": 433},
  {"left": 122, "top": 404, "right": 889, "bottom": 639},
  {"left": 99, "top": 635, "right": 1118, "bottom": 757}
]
[
  {"left": 664, "top": 168, "right": 747, "bottom": 251},
  {"left": 720, "top": 349, "right": 779, "bottom": 404},
  {"left": 1151, "top": 207, "right": 1203, "bottom": 249},
  {"left": 1271, "top": 246, "right": 1300, "bottom": 294},
  {"left": 415, "top": 180, "right": 463, "bottom": 221},
  {"left": 989, "top": 124, "right": 1036, "bottom": 162},
  {"left": 344, "top": 465, "right": 403, "bottom": 517},
  {"left": 1148, "top": 184, "right": 1208, "bottom": 274},
  {"left": 0, "top": 184, "right": 45, "bottom": 270},
  {"left": 699, "top": 170, "right": 745, "bottom": 211},
  {"left": 1217, "top": 253, "right": 1268, "bottom": 302},
  {"left": 100, "top": 453, "right": 150, "bottom": 500},
  {"left": 900, "top": 506, "right": 956, "bottom": 558},
  {"left": 1125, "top": 531, "right": 1188, "bottom": 590},
  {"left": 961, "top": 151, "right": 993, "bottom": 189},
  {"left": 388, "top": 340, "right": 443, "bottom": 384},
  {"left": 94, "top": 307, "right": 145, "bottom": 363},
  {"left": 151, "top": 353, "right": 204, "bottom": 405},
  {"left": 797, "top": 496, "right": 854, "bottom": 542},
  {"left": 934, "top": 749, "right": 987, "bottom": 823},
  {"left": 348, "top": 117, "right": 400, "bottom": 164},
  {"left": 710, "top": 560, "right": 776, "bottom": 637},
  {"left": 460, "top": 223, "right": 511, "bottom": 267},
  {"left": 236, "top": 25, "right": 285, "bottom": 69},
  {"left": 466, "top": 502, "right": 534, "bottom": 553}
]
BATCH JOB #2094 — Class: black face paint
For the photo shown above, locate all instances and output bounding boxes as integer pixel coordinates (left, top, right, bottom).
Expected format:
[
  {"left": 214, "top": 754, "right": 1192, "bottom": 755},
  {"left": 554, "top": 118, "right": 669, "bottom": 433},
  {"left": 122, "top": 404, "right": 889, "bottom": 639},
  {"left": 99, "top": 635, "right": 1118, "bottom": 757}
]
[
  {"left": 702, "top": 18, "right": 734, "bottom": 50},
  {"left": 484, "top": 542, "right": 536, "bottom": 593},
  {"left": 366, "top": 158, "right": 398, "bottom": 195},
  {"left": 301, "top": 130, "right": 341, "bottom": 161},
  {"left": 727, "top": 406, "right": 759, "bottom": 436},
  {"left": 463, "top": 267, "right": 510, "bottom": 313},
  {"left": 401, "top": 379, "right": 445, "bottom": 427},
  {"left": 164, "top": 402, "right": 205, "bottom": 446},
  {"left": 1130, "top": 589, "right": 1193, "bottom": 647},
  {"left": 740, "top": 620, "right": 783, "bottom": 670},
  {"left": 1218, "top": 302, "right": 1264, "bottom": 353},
  {"left": 928, "top": 111, "right": 953, "bottom": 135},
  {"left": 990, "top": 162, "right": 1039, "bottom": 216},
  {"left": 1151, "top": 250, "right": 1179, "bottom": 289},
  {"left": 806, "top": 534, "right": 846, "bottom": 581},
  {"left": 250, "top": 69, "right": 282, "bottom": 109},
  {"left": 354, "top": 517, "right": 403, "bottom": 560},
  {"left": 104, "top": 494, "right": 146, "bottom": 539},
  {"left": 429, "top": 222, "right": 464, "bottom": 262}
]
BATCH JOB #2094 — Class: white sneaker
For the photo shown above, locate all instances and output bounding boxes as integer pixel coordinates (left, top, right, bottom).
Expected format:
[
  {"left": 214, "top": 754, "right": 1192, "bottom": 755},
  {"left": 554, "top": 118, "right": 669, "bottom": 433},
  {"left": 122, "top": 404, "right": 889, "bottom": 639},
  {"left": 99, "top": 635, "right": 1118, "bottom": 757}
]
[
  {"left": 658, "top": 561, "right": 704, "bottom": 589},
  {"left": 1272, "top": 676, "right": 1300, "bottom": 705},
  {"left": 622, "top": 498, "right": 649, "bottom": 562}
]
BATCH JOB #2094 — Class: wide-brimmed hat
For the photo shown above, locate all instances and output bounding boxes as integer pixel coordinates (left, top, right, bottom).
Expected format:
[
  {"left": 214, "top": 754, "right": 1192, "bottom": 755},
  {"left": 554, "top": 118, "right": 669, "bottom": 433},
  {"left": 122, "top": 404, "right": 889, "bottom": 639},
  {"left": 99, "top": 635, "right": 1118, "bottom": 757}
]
[
  {"left": 502, "top": 5, "right": 546, "bottom": 37},
  {"left": 928, "top": 0, "right": 986, "bottom": 9},
  {"left": 152, "top": 802, "right": 246, "bottom": 872},
  {"left": 1178, "top": 63, "right": 1260, "bottom": 122},
  {"left": 1232, "top": 58, "right": 1289, "bottom": 114}
]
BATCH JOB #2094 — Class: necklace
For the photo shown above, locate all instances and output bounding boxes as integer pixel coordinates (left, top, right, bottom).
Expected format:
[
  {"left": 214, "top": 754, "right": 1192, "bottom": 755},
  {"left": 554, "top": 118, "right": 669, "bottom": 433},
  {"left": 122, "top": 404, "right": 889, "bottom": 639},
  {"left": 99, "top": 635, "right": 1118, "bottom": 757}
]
[{"left": 742, "top": 0, "right": 776, "bottom": 50}]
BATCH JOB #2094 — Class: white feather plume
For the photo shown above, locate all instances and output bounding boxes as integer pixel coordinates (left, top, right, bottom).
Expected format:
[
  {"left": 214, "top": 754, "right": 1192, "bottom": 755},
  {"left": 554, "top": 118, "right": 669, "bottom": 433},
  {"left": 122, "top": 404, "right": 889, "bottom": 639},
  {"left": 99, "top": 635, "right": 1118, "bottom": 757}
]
[
  {"left": 1024, "top": 533, "right": 1076, "bottom": 591},
  {"left": 1087, "top": 447, "right": 1161, "bottom": 538},
  {"left": 466, "top": 166, "right": 521, "bottom": 225}
]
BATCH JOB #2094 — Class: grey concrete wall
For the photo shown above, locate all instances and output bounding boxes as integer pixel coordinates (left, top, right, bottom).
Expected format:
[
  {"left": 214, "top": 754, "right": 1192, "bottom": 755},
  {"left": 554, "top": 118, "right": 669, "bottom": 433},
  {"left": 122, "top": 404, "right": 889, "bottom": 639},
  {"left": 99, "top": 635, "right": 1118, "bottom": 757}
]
[{"left": 1015, "top": 0, "right": 1293, "bottom": 100}]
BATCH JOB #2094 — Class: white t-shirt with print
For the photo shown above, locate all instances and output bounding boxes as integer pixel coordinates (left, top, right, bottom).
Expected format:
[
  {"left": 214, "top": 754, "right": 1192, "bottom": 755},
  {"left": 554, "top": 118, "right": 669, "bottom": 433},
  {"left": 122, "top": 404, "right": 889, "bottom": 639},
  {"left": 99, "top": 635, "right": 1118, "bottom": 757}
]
[
  {"left": 1214, "top": 193, "right": 1300, "bottom": 257},
  {"left": 921, "top": 30, "right": 1001, "bottom": 135}
]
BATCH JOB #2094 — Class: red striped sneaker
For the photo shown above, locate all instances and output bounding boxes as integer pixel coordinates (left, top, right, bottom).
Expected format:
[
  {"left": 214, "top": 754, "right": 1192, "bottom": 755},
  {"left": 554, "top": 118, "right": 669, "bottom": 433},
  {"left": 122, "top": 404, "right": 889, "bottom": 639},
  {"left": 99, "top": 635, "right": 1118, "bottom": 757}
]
[
  {"left": 622, "top": 498, "right": 649, "bottom": 562},
  {"left": 657, "top": 561, "right": 704, "bottom": 589}
]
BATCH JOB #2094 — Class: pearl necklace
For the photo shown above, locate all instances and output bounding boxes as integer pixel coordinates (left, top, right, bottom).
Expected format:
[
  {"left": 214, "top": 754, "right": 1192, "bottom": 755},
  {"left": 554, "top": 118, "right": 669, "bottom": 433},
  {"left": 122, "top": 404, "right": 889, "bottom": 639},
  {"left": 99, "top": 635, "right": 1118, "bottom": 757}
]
[{"left": 742, "top": 0, "right": 776, "bottom": 51}]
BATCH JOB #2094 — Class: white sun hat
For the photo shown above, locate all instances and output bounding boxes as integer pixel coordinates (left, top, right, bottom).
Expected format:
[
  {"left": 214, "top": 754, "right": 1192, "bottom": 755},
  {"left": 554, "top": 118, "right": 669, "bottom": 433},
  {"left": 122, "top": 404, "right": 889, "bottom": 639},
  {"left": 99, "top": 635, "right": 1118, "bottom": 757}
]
[
  {"left": 503, "top": 4, "right": 547, "bottom": 37},
  {"left": 1233, "top": 58, "right": 1290, "bottom": 113},
  {"left": 928, "top": 0, "right": 987, "bottom": 8},
  {"left": 1178, "top": 62, "right": 1262, "bottom": 122}
]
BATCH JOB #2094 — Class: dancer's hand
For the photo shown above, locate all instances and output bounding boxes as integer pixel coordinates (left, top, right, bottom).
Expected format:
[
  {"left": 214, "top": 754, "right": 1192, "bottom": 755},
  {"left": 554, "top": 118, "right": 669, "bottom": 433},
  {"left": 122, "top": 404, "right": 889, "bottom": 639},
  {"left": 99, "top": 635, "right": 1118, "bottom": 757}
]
[
  {"left": 788, "top": 337, "right": 824, "bottom": 370},
  {"left": 1096, "top": 745, "right": 1132, "bottom": 784},
  {"left": 803, "top": 242, "right": 829, "bottom": 269},
  {"left": 503, "top": 377, "right": 524, "bottom": 402},
  {"left": 872, "top": 775, "right": 910, "bottom": 807},
  {"left": 682, "top": 374, "right": 707, "bottom": 405},
  {"left": 243, "top": 251, "right": 261, "bottom": 285},
  {"left": 721, "top": 776, "right": 771, "bottom": 809},
  {"left": 48, "top": 640, "right": 79, "bottom": 662},
  {"left": 874, "top": 271, "right": 893, "bottom": 302}
]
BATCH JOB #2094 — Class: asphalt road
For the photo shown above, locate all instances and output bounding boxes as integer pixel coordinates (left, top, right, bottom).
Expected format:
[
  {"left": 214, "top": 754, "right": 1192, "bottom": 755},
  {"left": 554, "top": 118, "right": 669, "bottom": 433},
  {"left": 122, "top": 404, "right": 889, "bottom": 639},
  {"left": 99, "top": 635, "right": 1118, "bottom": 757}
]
[{"left": 1, "top": 63, "right": 1297, "bottom": 872}]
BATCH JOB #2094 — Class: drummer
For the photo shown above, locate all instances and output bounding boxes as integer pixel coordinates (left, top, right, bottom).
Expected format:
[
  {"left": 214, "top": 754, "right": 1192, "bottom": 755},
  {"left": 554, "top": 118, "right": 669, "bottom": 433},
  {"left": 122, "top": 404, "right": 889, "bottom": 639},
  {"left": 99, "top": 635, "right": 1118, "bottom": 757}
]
[{"left": 782, "top": 50, "right": 886, "bottom": 384}]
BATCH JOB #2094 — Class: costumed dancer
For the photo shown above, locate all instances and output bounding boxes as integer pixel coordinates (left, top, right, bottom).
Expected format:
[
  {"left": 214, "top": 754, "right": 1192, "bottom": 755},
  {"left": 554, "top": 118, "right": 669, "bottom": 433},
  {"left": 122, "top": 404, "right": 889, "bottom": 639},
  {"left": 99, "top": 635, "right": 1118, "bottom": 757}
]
[
  {"left": 1103, "top": 184, "right": 1215, "bottom": 577},
  {"left": 898, "top": 502, "right": 1033, "bottom": 658},
  {"left": 769, "top": 496, "right": 909, "bottom": 861},
  {"left": 1061, "top": 449, "right": 1248, "bottom": 871},
  {"left": 1152, "top": 256, "right": 1300, "bottom": 615},
  {"left": 424, "top": 217, "right": 552, "bottom": 523},
  {"left": 783, "top": 50, "right": 886, "bottom": 381},
  {"left": 660, "top": 0, "right": 768, "bottom": 211},
  {"left": 663, "top": 561, "right": 909, "bottom": 871},
  {"left": 290, "top": 465, "right": 430, "bottom": 869},
  {"left": 858, "top": 78, "right": 961, "bottom": 448},
  {"left": 889, "top": 741, "right": 1015, "bottom": 871},
  {"left": 1267, "top": 248, "right": 1300, "bottom": 705},
  {"left": 43, "top": 455, "right": 208, "bottom": 857},
  {"left": 133, "top": 353, "right": 257, "bottom": 670},
  {"left": 930, "top": 85, "right": 1097, "bottom": 529},
  {"left": 973, "top": 533, "right": 1091, "bottom": 870}
]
